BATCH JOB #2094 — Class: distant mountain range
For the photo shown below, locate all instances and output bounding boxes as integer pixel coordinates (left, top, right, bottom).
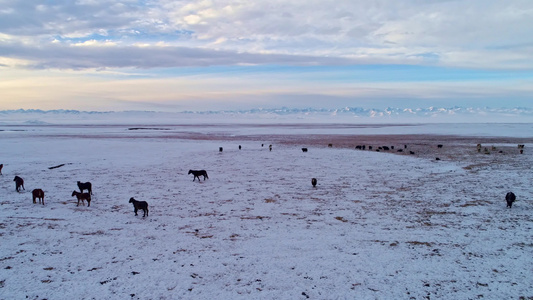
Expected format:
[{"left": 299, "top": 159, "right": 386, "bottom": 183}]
[
  {"left": 0, "top": 109, "right": 111, "bottom": 115},
  {"left": 2, "top": 106, "right": 531, "bottom": 117},
  {"left": 1, "top": 107, "right": 532, "bottom": 123},
  {"left": 180, "top": 106, "right": 533, "bottom": 117}
]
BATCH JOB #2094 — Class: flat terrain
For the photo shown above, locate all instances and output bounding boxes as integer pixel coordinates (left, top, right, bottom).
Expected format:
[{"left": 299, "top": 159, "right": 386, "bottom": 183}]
[{"left": 1, "top": 124, "right": 532, "bottom": 299}]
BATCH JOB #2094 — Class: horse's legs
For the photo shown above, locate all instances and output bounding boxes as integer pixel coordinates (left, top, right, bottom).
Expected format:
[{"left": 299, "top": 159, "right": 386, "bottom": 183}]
[{"left": 134, "top": 207, "right": 138, "bottom": 216}]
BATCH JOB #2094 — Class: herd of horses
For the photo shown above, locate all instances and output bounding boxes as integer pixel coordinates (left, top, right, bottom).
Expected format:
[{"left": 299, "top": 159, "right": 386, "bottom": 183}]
[
  {"left": 2, "top": 141, "right": 523, "bottom": 217},
  {"left": 4, "top": 168, "right": 215, "bottom": 218},
  {"left": 11, "top": 176, "right": 93, "bottom": 208}
]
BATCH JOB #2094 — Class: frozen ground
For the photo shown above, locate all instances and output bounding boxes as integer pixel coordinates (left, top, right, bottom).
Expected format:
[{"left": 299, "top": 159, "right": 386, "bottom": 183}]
[{"left": 0, "top": 123, "right": 532, "bottom": 299}]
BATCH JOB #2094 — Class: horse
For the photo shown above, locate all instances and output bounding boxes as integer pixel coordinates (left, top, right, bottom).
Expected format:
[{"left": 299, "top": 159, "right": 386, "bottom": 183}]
[
  {"left": 77, "top": 181, "right": 93, "bottom": 195},
  {"left": 0, "top": 163, "right": 3, "bottom": 175},
  {"left": 505, "top": 192, "right": 516, "bottom": 208},
  {"left": 72, "top": 191, "right": 91, "bottom": 207},
  {"left": 311, "top": 178, "right": 317, "bottom": 187},
  {"left": 14, "top": 176, "right": 24, "bottom": 192},
  {"left": 188, "top": 170, "right": 209, "bottom": 181},
  {"left": 32, "top": 189, "right": 45, "bottom": 205},
  {"left": 129, "top": 197, "right": 149, "bottom": 217}
]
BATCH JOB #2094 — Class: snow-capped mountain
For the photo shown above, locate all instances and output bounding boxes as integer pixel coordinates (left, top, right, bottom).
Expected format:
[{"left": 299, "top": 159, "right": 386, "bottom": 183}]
[{"left": 0, "top": 106, "right": 532, "bottom": 124}]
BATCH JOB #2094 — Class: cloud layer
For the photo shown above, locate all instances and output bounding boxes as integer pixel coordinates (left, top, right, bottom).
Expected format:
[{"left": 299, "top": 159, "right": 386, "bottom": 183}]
[
  {"left": 1, "top": 0, "right": 533, "bottom": 70},
  {"left": 1, "top": 1, "right": 532, "bottom": 112}
]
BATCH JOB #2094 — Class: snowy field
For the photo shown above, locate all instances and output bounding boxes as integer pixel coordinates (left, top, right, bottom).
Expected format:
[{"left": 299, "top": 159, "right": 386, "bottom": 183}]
[{"left": 1, "top": 122, "right": 532, "bottom": 299}]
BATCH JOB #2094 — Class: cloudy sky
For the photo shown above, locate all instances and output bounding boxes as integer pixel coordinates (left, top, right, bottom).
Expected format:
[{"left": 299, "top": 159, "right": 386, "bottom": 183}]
[{"left": 1, "top": 0, "right": 532, "bottom": 112}]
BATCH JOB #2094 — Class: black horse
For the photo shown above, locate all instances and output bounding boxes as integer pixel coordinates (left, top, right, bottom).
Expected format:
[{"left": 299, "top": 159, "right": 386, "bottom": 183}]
[
  {"left": 188, "top": 170, "right": 209, "bottom": 181},
  {"left": 506, "top": 192, "right": 516, "bottom": 208},
  {"left": 129, "top": 197, "right": 149, "bottom": 217},
  {"left": 77, "top": 181, "right": 93, "bottom": 195},
  {"left": 14, "top": 176, "right": 24, "bottom": 192}
]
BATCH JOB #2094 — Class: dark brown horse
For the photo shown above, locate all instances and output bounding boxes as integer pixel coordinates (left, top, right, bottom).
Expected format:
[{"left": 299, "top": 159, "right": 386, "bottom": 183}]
[
  {"left": 14, "top": 176, "right": 24, "bottom": 192},
  {"left": 77, "top": 181, "right": 93, "bottom": 195},
  {"left": 0, "top": 163, "right": 3, "bottom": 175},
  {"left": 188, "top": 170, "right": 208, "bottom": 181},
  {"left": 72, "top": 191, "right": 91, "bottom": 207},
  {"left": 32, "top": 189, "right": 45, "bottom": 205}
]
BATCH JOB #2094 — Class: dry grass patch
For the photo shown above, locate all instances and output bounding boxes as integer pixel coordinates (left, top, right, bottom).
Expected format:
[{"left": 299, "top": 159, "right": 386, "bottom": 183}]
[
  {"left": 335, "top": 216, "right": 348, "bottom": 222},
  {"left": 420, "top": 210, "right": 457, "bottom": 216},
  {"left": 460, "top": 200, "right": 492, "bottom": 207},
  {"left": 73, "top": 230, "right": 105, "bottom": 236},
  {"left": 229, "top": 234, "right": 240, "bottom": 241},
  {"left": 463, "top": 162, "right": 492, "bottom": 170},
  {"left": 407, "top": 241, "right": 433, "bottom": 247},
  {"left": 240, "top": 216, "right": 270, "bottom": 220},
  {"left": 513, "top": 242, "right": 533, "bottom": 248}
]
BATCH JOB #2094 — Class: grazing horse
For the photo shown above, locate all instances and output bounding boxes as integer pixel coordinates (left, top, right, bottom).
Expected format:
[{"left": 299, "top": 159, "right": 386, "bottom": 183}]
[
  {"left": 32, "top": 189, "right": 45, "bottom": 205},
  {"left": 188, "top": 170, "right": 209, "bottom": 181},
  {"left": 77, "top": 181, "right": 93, "bottom": 195},
  {"left": 129, "top": 197, "right": 149, "bottom": 217},
  {"left": 72, "top": 191, "right": 91, "bottom": 207},
  {"left": 14, "top": 176, "right": 24, "bottom": 192},
  {"left": 302, "top": 148, "right": 308, "bottom": 152},
  {"left": 311, "top": 178, "right": 317, "bottom": 187},
  {"left": 505, "top": 192, "right": 516, "bottom": 208}
]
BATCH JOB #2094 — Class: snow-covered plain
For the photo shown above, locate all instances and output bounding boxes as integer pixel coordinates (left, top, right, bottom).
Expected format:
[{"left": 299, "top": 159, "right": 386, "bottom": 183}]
[{"left": 1, "top": 120, "right": 532, "bottom": 299}]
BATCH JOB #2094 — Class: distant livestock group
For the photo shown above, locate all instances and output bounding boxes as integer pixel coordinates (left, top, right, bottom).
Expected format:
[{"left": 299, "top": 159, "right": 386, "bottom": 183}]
[{"left": 1, "top": 142, "right": 526, "bottom": 217}]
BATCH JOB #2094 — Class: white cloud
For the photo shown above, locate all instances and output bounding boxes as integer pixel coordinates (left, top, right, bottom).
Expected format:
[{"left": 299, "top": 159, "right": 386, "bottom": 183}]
[
  {"left": 71, "top": 40, "right": 118, "bottom": 47},
  {"left": 184, "top": 14, "right": 202, "bottom": 25},
  {"left": 0, "top": 0, "right": 532, "bottom": 69}
]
